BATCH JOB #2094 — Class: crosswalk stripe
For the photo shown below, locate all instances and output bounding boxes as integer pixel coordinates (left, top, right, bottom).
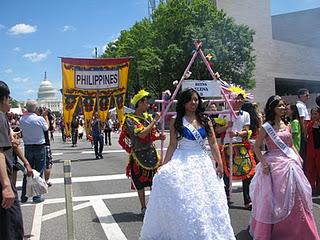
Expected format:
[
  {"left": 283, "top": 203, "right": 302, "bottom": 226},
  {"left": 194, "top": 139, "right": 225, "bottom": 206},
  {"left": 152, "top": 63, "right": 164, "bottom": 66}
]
[
  {"left": 17, "top": 173, "right": 243, "bottom": 188},
  {"left": 91, "top": 199, "right": 127, "bottom": 240},
  {"left": 42, "top": 201, "right": 92, "bottom": 222},
  {"left": 81, "top": 147, "right": 167, "bottom": 154},
  {"left": 29, "top": 202, "right": 44, "bottom": 240},
  {"left": 16, "top": 174, "right": 127, "bottom": 187}
]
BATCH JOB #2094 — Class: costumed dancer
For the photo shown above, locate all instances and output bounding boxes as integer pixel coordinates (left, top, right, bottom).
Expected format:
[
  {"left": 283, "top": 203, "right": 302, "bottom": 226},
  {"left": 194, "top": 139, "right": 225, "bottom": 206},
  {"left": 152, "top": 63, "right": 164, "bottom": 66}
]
[
  {"left": 140, "top": 88, "right": 235, "bottom": 240},
  {"left": 216, "top": 86, "right": 256, "bottom": 209},
  {"left": 119, "top": 90, "right": 165, "bottom": 215},
  {"left": 250, "top": 95, "right": 319, "bottom": 240}
]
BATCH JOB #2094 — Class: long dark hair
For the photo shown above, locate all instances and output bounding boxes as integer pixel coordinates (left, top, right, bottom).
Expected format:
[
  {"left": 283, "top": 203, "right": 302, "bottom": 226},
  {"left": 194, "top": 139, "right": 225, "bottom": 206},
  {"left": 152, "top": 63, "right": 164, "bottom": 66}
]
[
  {"left": 264, "top": 95, "right": 284, "bottom": 125},
  {"left": 288, "top": 104, "right": 299, "bottom": 121},
  {"left": 241, "top": 102, "right": 260, "bottom": 135},
  {"left": 174, "top": 88, "right": 211, "bottom": 139}
]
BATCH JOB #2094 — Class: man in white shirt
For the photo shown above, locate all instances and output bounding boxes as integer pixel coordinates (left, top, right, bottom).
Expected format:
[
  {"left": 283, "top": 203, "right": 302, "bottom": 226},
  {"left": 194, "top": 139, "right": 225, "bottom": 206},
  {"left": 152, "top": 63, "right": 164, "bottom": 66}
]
[
  {"left": 296, "top": 88, "right": 310, "bottom": 163},
  {"left": 216, "top": 93, "right": 255, "bottom": 209},
  {"left": 20, "top": 100, "right": 48, "bottom": 203}
]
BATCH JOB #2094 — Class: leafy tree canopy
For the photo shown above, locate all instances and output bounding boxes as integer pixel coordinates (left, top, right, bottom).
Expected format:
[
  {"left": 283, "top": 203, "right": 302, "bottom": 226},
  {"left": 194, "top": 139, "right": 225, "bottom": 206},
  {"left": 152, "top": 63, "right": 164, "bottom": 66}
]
[
  {"left": 10, "top": 98, "right": 20, "bottom": 108},
  {"left": 102, "top": 0, "right": 255, "bottom": 98}
]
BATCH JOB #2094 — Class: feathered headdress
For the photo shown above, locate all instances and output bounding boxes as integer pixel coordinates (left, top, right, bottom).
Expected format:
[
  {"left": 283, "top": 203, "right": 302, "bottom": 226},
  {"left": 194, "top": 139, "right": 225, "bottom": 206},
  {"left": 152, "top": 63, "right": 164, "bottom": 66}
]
[
  {"left": 227, "top": 85, "right": 253, "bottom": 100},
  {"left": 131, "top": 89, "right": 150, "bottom": 106}
]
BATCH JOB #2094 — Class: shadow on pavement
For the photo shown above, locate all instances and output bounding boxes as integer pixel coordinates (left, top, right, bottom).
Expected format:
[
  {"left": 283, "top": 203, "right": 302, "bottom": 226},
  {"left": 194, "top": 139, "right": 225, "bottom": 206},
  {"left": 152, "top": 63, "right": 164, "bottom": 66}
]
[
  {"left": 313, "top": 197, "right": 320, "bottom": 205},
  {"left": 229, "top": 205, "right": 252, "bottom": 211},
  {"left": 236, "top": 229, "right": 252, "bottom": 240},
  {"left": 93, "top": 212, "right": 143, "bottom": 223},
  {"left": 56, "top": 157, "right": 103, "bottom": 163}
]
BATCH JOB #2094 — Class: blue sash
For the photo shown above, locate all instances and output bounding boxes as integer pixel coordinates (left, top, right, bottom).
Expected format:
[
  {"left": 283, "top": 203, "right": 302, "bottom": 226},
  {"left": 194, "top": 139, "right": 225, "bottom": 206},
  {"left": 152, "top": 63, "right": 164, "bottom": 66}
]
[{"left": 183, "top": 117, "right": 207, "bottom": 152}]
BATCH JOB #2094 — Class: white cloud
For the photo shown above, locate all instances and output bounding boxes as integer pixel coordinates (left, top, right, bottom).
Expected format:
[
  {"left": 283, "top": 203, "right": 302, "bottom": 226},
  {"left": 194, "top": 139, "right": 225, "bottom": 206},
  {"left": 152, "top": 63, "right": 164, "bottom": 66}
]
[
  {"left": 111, "top": 33, "right": 120, "bottom": 42},
  {"left": 63, "top": 25, "right": 75, "bottom": 32},
  {"left": 9, "top": 23, "right": 37, "bottom": 35},
  {"left": 4, "top": 68, "right": 13, "bottom": 74},
  {"left": 23, "top": 50, "right": 51, "bottom": 62},
  {"left": 25, "top": 89, "right": 35, "bottom": 95},
  {"left": 101, "top": 33, "right": 120, "bottom": 53},
  {"left": 13, "top": 47, "right": 21, "bottom": 52},
  {"left": 13, "top": 77, "right": 30, "bottom": 83}
]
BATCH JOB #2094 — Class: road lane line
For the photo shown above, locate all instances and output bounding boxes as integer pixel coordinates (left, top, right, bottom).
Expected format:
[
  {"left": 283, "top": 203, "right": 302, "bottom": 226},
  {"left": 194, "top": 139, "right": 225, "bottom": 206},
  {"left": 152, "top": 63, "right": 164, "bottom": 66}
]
[
  {"left": 17, "top": 174, "right": 242, "bottom": 189},
  {"left": 81, "top": 147, "right": 167, "bottom": 154},
  {"left": 91, "top": 199, "right": 127, "bottom": 240},
  {"left": 21, "top": 191, "right": 151, "bottom": 206},
  {"left": 30, "top": 202, "right": 44, "bottom": 240},
  {"left": 42, "top": 201, "right": 92, "bottom": 221},
  {"left": 21, "top": 181, "right": 243, "bottom": 206},
  {"left": 17, "top": 173, "right": 127, "bottom": 187},
  {"left": 52, "top": 152, "right": 63, "bottom": 156}
]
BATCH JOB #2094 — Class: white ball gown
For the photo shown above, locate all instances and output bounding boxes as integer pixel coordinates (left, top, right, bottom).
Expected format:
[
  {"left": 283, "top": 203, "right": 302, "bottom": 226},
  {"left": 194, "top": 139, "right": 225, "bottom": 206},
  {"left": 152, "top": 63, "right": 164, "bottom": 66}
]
[{"left": 140, "top": 127, "right": 235, "bottom": 240}]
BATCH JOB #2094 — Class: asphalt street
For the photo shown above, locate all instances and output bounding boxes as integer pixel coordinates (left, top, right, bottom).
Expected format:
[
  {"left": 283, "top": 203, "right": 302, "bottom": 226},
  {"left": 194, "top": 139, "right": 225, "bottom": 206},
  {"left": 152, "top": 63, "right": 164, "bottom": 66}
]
[{"left": 17, "top": 131, "right": 320, "bottom": 240}]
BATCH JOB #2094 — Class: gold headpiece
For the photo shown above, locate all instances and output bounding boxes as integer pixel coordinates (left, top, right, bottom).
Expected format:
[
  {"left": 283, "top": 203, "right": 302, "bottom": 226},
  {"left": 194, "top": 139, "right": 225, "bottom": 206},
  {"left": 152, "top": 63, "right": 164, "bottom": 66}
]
[{"left": 131, "top": 89, "right": 150, "bottom": 106}]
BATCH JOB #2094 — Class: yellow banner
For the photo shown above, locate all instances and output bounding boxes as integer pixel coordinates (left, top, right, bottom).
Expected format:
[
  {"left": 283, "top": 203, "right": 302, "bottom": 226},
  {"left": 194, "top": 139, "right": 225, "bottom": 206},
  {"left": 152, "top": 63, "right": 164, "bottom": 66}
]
[
  {"left": 98, "top": 94, "right": 112, "bottom": 125},
  {"left": 113, "top": 91, "right": 126, "bottom": 125},
  {"left": 61, "top": 57, "right": 130, "bottom": 130},
  {"left": 82, "top": 96, "right": 97, "bottom": 137},
  {"left": 63, "top": 95, "right": 80, "bottom": 137}
]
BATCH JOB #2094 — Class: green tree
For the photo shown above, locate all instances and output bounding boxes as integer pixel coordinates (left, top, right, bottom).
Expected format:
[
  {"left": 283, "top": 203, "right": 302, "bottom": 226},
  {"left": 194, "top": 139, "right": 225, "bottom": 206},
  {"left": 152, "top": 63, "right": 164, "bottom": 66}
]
[
  {"left": 10, "top": 98, "right": 20, "bottom": 108},
  {"left": 102, "top": 0, "right": 255, "bottom": 98}
]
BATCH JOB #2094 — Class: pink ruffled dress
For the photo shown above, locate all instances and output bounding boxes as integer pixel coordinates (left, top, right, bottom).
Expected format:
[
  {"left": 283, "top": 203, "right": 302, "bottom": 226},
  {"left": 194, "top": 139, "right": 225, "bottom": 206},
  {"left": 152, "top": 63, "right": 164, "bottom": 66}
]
[{"left": 249, "top": 127, "right": 320, "bottom": 240}]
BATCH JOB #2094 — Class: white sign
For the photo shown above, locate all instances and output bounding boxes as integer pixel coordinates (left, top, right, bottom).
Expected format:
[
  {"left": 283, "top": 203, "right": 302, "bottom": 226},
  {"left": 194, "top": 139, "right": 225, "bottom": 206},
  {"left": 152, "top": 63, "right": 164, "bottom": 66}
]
[
  {"left": 182, "top": 80, "right": 221, "bottom": 97},
  {"left": 75, "top": 70, "right": 119, "bottom": 90}
]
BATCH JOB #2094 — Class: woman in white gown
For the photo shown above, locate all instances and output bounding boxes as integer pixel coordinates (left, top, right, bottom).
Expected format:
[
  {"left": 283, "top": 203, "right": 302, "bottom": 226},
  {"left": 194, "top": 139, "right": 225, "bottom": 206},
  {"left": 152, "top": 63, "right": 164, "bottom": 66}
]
[{"left": 140, "top": 88, "right": 235, "bottom": 240}]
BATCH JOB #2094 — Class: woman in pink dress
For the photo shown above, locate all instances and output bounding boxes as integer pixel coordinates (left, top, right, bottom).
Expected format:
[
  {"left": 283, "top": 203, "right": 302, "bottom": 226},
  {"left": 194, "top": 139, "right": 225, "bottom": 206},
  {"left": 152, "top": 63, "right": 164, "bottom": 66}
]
[{"left": 250, "top": 95, "right": 319, "bottom": 240}]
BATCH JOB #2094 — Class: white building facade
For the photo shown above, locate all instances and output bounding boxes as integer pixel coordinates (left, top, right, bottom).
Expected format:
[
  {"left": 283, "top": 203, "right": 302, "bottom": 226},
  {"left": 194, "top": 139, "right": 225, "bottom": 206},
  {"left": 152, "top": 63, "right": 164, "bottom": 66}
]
[{"left": 215, "top": 0, "right": 320, "bottom": 108}]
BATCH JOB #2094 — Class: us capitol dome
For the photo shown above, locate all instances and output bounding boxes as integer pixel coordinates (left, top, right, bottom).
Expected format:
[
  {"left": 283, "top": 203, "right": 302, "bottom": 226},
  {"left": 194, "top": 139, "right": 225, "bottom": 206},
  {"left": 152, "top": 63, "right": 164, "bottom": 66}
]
[{"left": 37, "top": 72, "right": 62, "bottom": 112}]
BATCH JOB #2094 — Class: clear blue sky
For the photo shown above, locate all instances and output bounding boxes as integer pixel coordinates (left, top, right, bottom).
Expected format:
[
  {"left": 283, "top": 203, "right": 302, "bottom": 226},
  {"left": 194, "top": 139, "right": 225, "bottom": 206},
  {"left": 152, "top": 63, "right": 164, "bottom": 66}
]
[{"left": 0, "top": 0, "right": 319, "bottom": 101}]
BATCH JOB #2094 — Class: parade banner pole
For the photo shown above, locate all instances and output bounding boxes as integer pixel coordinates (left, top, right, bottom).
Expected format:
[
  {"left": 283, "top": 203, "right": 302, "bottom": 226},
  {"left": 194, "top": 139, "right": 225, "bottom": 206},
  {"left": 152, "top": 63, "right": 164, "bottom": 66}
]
[
  {"left": 160, "top": 92, "right": 166, "bottom": 163},
  {"left": 63, "top": 160, "right": 75, "bottom": 240},
  {"left": 228, "top": 117, "right": 234, "bottom": 199},
  {"left": 196, "top": 41, "right": 237, "bottom": 197},
  {"left": 196, "top": 43, "right": 236, "bottom": 118},
  {"left": 158, "top": 41, "right": 236, "bottom": 196},
  {"left": 160, "top": 42, "right": 201, "bottom": 120}
]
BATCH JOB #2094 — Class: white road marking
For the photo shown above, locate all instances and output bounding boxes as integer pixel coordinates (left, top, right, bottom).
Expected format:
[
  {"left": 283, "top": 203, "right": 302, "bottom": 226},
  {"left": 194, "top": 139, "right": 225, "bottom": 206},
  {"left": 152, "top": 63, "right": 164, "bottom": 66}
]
[
  {"left": 91, "top": 199, "right": 127, "bottom": 240},
  {"left": 81, "top": 147, "right": 167, "bottom": 154},
  {"left": 52, "top": 152, "right": 63, "bottom": 156},
  {"left": 20, "top": 180, "right": 242, "bottom": 206},
  {"left": 42, "top": 201, "right": 92, "bottom": 222},
  {"left": 17, "top": 173, "right": 242, "bottom": 188},
  {"left": 29, "top": 202, "right": 44, "bottom": 240},
  {"left": 21, "top": 191, "right": 150, "bottom": 206},
  {"left": 16, "top": 173, "right": 127, "bottom": 187}
]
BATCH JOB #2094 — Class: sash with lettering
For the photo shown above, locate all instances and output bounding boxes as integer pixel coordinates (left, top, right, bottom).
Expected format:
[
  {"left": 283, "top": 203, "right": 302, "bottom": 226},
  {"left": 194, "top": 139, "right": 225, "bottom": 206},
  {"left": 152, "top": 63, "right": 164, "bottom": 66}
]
[
  {"left": 183, "top": 117, "right": 207, "bottom": 152},
  {"left": 262, "top": 122, "right": 300, "bottom": 162}
]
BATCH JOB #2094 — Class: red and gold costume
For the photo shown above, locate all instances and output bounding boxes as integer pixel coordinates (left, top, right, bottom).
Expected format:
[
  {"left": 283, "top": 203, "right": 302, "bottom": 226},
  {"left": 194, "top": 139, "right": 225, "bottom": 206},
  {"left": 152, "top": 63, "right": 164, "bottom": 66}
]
[
  {"left": 305, "top": 120, "right": 320, "bottom": 191},
  {"left": 119, "top": 112, "right": 161, "bottom": 190}
]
